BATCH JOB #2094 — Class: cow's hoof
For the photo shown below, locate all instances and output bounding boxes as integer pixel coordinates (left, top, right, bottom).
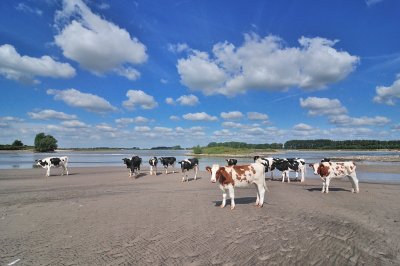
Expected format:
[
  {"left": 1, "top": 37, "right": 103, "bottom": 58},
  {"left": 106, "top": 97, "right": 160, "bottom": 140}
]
[{"left": 230, "top": 206, "right": 235, "bottom": 210}]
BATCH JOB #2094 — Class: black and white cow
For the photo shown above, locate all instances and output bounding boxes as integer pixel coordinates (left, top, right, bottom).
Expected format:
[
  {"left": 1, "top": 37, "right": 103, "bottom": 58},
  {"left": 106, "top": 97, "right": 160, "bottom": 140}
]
[
  {"left": 159, "top": 157, "right": 176, "bottom": 174},
  {"left": 148, "top": 157, "right": 158, "bottom": 175},
  {"left": 36, "top": 156, "right": 69, "bottom": 177},
  {"left": 122, "top": 156, "right": 142, "bottom": 178},
  {"left": 226, "top": 158, "right": 238, "bottom": 166},
  {"left": 271, "top": 158, "right": 306, "bottom": 182},
  {"left": 178, "top": 158, "right": 199, "bottom": 182},
  {"left": 253, "top": 156, "right": 278, "bottom": 180}
]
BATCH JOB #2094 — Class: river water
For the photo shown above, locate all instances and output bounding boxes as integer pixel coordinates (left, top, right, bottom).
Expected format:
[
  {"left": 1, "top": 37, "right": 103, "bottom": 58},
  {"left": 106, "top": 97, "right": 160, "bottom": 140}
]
[{"left": 1, "top": 149, "right": 399, "bottom": 182}]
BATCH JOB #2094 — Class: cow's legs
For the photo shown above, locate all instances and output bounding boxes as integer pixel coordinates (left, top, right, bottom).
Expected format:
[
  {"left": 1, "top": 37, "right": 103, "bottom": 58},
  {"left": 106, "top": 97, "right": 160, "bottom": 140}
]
[
  {"left": 348, "top": 174, "right": 359, "bottom": 193},
  {"left": 228, "top": 185, "right": 235, "bottom": 210},
  {"left": 194, "top": 166, "right": 198, "bottom": 180},
  {"left": 46, "top": 167, "right": 50, "bottom": 177},
  {"left": 256, "top": 184, "right": 266, "bottom": 207},
  {"left": 325, "top": 178, "right": 331, "bottom": 193},
  {"left": 172, "top": 163, "right": 175, "bottom": 173},
  {"left": 221, "top": 190, "right": 227, "bottom": 208},
  {"left": 321, "top": 181, "right": 326, "bottom": 193},
  {"left": 300, "top": 169, "right": 304, "bottom": 182}
]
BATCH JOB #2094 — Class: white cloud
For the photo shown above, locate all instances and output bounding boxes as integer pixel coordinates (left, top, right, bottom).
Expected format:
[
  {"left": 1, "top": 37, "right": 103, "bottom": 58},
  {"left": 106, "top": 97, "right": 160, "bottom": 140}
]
[
  {"left": 373, "top": 77, "right": 400, "bottom": 105},
  {"left": 177, "top": 34, "right": 359, "bottom": 96},
  {"left": 220, "top": 111, "right": 243, "bottom": 120},
  {"left": 115, "top": 116, "right": 149, "bottom": 125},
  {"left": 247, "top": 112, "right": 269, "bottom": 120},
  {"left": 96, "top": 123, "right": 116, "bottom": 132},
  {"left": 170, "top": 115, "right": 180, "bottom": 121},
  {"left": 168, "top": 43, "right": 189, "bottom": 53},
  {"left": 329, "top": 115, "right": 390, "bottom": 127},
  {"left": 222, "top": 121, "right": 243, "bottom": 128},
  {"left": 54, "top": 0, "right": 147, "bottom": 79},
  {"left": 28, "top": 109, "right": 77, "bottom": 120},
  {"left": 134, "top": 126, "right": 151, "bottom": 132},
  {"left": 123, "top": 90, "right": 158, "bottom": 110},
  {"left": 61, "top": 120, "right": 87, "bottom": 128},
  {"left": 47, "top": 88, "right": 117, "bottom": 113},
  {"left": 166, "top": 97, "right": 175, "bottom": 105},
  {"left": 16, "top": 3, "right": 43, "bottom": 16},
  {"left": 300, "top": 97, "right": 347, "bottom": 116},
  {"left": 365, "top": 0, "right": 384, "bottom": 7},
  {"left": 183, "top": 112, "right": 218, "bottom": 121},
  {"left": 176, "top": 94, "right": 200, "bottom": 106},
  {"left": 293, "top": 123, "right": 313, "bottom": 131},
  {"left": 0, "top": 44, "right": 75, "bottom": 84},
  {"left": 0, "top": 116, "right": 24, "bottom": 123}
]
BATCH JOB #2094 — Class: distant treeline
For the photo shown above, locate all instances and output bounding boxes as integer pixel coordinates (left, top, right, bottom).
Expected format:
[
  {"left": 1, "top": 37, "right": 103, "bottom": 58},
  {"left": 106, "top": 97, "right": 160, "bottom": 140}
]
[
  {"left": 206, "top": 142, "right": 283, "bottom": 149},
  {"left": 284, "top": 139, "right": 400, "bottom": 150},
  {"left": 150, "top": 145, "right": 183, "bottom": 150}
]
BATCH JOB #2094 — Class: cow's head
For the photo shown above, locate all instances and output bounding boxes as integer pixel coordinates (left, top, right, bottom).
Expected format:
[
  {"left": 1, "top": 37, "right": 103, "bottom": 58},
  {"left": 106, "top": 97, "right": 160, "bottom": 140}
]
[
  {"left": 255, "top": 157, "right": 269, "bottom": 170},
  {"left": 36, "top": 159, "right": 47, "bottom": 167},
  {"left": 206, "top": 164, "right": 221, "bottom": 183},
  {"left": 122, "top": 158, "right": 131, "bottom": 167},
  {"left": 309, "top": 163, "right": 320, "bottom": 175}
]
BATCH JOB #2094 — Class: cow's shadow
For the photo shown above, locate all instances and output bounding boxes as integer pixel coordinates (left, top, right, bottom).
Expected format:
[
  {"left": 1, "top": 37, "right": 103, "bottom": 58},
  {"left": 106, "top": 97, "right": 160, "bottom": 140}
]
[
  {"left": 213, "top": 197, "right": 256, "bottom": 207},
  {"left": 182, "top": 177, "right": 202, "bottom": 182},
  {"left": 307, "top": 187, "right": 351, "bottom": 192}
]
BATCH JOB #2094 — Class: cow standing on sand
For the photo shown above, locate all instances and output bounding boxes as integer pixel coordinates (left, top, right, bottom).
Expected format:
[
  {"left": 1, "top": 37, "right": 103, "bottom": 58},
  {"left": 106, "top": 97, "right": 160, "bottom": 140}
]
[
  {"left": 309, "top": 160, "right": 359, "bottom": 193},
  {"left": 272, "top": 158, "right": 306, "bottom": 183},
  {"left": 122, "top": 156, "right": 142, "bottom": 178},
  {"left": 178, "top": 158, "right": 199, "bottom": 182},
  {"left": 159, "top": 157, "right": 176, "bottom": 174},
  {"left": 206, "top": 163, "right": 266, "bottom": 210},
  {"left": 36, "top": 156, "right": 69, "bottom": 177},
  {"left": 226, "top": 158, "right": 238, "bottom": 166},
  {"left": 149, "top": 157, "right": 158, "bottom": 175}
]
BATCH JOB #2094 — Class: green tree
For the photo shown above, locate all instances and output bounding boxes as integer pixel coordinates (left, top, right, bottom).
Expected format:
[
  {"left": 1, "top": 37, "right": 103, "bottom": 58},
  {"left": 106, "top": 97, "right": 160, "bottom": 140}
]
[
  {"left": 34, "top": 133, "right": 58, "bottom": 152},
  {"left": 193, "top": 145, "right": 203, "bottom": 154},
  {"left": 12, "top": 139, "right": 23, "bottom": 147}
]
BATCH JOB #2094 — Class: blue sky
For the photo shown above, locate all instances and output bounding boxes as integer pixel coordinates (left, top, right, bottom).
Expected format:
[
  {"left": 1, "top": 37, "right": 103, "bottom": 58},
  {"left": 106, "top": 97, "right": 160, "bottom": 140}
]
[{"left": 0, "top": 0, "right": 399, "bottom": 148}]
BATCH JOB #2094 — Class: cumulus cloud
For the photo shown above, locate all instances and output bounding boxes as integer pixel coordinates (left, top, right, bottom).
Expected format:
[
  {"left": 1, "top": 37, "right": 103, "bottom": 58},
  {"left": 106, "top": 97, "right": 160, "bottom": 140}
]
[
  {"left": 165, "top": 97, "right": 175, "bottom": 105},
  {"left": 247, "top": 112, "right": 269, "bottom": 120},
  {"left": 168, "top": 43, "right": 189, "bottom": 53},
  {"left": 373, "top": 77, "right": 400, "bottom": 105},
  {"left": 61, "top": 120, "right": 87, "bottom": 128},
  {"left": 293, "top": 123, "right": 313, "bottom": 131},
  {"left": 54, "top": 0, "right": 147, "bottom": 79},
  {"left": 177, "top": 34, "right": 359, "bottom": 96},
  {"left": 300, "top": 97, "right": 347, "bottom": 116},
  {"left": 0, "top": 44, "right": 75, "bottom": 84},
  {"left": 115, "top": 116, "right": 149, "bottom": 125},
  {"left": 222, "top": 121, "right": 243, "bottom": 128},
  {"left": 183, "top": 112, "right": 218, "bottom": 121},
  {"left": 47, "top": 88, "right": 117, "bottom": 113},
  {"left": 123, "top": 90, "right": 158, "bottom": 110},
  {"left": 28, "top": 109, "right": 77, "bottom": 120},
  {"left": 220, "top": 111, "right": 243, "bottom": 120},
  {"left": 329, "top": 115, "right": 390, "bottom": 127},
  {"left": 170, "top": 115, "right": 180, "bottom": 121},
  {"left": 176, "top": 94, "right": 200, "bottom": 106}
]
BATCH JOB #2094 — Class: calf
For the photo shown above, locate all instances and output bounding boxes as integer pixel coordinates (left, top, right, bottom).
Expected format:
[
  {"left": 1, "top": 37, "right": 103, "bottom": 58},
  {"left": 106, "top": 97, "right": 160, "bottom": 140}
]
[
  {"left": 36, "top": 156, "right": 69, "bottom": 177},
  {"left": 206, "top": 163, "right": 266, "bottom": 210},
  {"left": 178, "top": 158, "right": 199, "bottom": 182},
  {"left": 122, "top": 156, "right": 142, "bottom": 178},
  {"left": 309, "top": 161, "right": 359, "bottom": 193},
  {"left": 159, "top": 157, "right": 176, "bottom": 174},
  {"left": 226, "top": 158, "right": 237, "bottom": 166},
  {"left": 272, "top": 158, "right": 306, "bottom": 182},
  {"left": 148, "top": 157, "right": 158, "bottom": 175}
]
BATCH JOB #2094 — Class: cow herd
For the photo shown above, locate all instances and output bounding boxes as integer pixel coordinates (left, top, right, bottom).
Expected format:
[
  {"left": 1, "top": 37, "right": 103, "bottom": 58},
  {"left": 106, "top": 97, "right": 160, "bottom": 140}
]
[{"left": 35, "top": 155, "right": 360, "bottom": 210}]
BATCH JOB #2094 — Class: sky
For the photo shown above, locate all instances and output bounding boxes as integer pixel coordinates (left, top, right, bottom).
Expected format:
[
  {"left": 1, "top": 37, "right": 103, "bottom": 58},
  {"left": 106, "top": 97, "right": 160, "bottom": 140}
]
[{"left": 0, "top": 0, "right": 399, "bottom": 148}]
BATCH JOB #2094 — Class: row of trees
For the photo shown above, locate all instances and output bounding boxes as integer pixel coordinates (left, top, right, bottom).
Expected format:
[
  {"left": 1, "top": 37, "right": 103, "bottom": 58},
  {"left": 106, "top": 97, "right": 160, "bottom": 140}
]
[
  {"left": 284, "top": 139, "right": 400, "bottom": 149},
  {"left": 206, "top": 141, "right": 284, "bottom": 149},
  {"left": 0, "top": 133, "right": 58, "bottom": 152}
]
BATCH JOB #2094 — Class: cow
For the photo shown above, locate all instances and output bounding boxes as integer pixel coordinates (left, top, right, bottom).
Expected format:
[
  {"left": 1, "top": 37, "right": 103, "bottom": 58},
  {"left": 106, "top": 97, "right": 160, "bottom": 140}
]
[
  {"left": 226, "top": 158, "right": 237, "bottom": 166},
  {"left": 309, "top": 161, "right": 359, "bottom": 193},
  {"left": 148, "top": 157, "right": 158, "bottom": 175},
  {"left": 178, "top": 158, "right": 199, "bottom": 182},
  {"left": 159, "top": 157, "right": 176, "bottom": 174},
  {"left": 206, "top": 163, "right": 266, "bottom": 210},
  {"left": 253, "top": 156, "right": 277, "bottom": 179},
  {"left": 122, "top": 156, "right": 142, "bottom": 178},
  {"left": 271, "top": 158, "right": 306, "bottom": 183},
  {"left": 36, "top": 156, "right": 69, "bottom": 177}
]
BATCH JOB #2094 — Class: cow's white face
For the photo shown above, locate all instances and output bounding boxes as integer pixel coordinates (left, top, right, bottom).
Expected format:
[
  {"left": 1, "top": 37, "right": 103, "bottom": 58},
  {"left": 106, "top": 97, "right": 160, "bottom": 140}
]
[
  {"left": 309, "top": 163, "right": 320, "bottom": 175},
  {"left": 207, "top": 164, "right": 220, "bottom": 183}
]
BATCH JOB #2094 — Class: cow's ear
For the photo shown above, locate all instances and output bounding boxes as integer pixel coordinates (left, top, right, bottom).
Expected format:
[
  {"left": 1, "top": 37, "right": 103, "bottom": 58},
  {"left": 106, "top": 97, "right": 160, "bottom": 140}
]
[{"left": 205, "top": 166, "right": 211, "bottom": 172}]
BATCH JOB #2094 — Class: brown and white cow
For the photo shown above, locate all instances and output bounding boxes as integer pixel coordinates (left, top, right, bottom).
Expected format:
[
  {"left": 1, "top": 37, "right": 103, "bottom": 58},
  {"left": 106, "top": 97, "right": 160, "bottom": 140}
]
[
  {"left": 206, "top": 163, "right": 266, "bottom": 210},
  {"left": 309, "top": 161, "right": 359, "bottom": 193}
]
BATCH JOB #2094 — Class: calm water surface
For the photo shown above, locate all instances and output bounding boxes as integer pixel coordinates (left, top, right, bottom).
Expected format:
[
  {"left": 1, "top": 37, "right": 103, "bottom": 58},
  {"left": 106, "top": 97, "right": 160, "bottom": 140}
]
[{"left": 1, "top": 150, "right": 399, "bottom": 182}]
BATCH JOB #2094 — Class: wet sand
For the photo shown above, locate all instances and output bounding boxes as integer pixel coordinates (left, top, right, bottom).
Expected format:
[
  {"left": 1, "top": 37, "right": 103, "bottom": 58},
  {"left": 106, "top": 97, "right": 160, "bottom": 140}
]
[{"left": 0, "top": 166, "right": 399, "bottom": 265}]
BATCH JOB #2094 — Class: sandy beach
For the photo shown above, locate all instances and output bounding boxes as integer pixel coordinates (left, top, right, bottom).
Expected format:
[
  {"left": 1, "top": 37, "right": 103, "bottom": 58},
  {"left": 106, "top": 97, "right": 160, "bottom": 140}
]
[{"left": 1, "top": 166, "right": 400, "bottom": 265}]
